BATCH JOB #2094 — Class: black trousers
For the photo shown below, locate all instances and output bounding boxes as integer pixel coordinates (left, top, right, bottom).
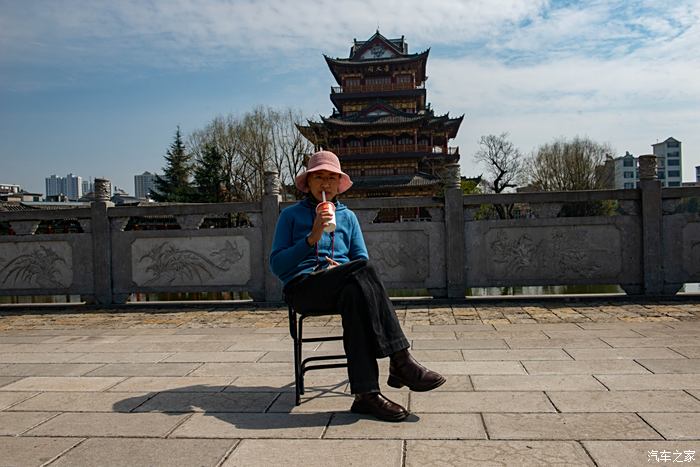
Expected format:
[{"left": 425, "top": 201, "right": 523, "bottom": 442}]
[{"left": 284, "top": 259, "right": 410, "bottom": 394}]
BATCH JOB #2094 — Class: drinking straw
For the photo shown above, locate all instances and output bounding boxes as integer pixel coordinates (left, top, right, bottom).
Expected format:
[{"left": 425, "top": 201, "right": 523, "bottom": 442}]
[{"left": 322, "top": 191, "right": 326, "bottom": 202}]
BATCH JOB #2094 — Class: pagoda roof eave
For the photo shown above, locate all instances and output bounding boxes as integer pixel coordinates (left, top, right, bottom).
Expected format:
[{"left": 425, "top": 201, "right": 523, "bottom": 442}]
[{"left": 324, "top": 50, "right": 429, "bottom": 85}]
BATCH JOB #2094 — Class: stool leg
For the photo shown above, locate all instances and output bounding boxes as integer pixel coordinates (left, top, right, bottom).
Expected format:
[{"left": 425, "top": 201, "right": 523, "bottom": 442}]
[
  {"left": 298, "top": 315, "right": 305, "bottom": 396},
  {"left": 290, "top": 307, "right": 302, "bottom": 406}
]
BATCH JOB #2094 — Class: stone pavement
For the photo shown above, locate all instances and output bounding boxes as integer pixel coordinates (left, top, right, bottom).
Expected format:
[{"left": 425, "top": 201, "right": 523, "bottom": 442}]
[{"left": 0, "top": 300, "right": 699, "bottom": 466}]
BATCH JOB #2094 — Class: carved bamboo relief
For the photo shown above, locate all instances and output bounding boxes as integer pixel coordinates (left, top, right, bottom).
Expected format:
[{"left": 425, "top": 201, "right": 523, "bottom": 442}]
[
  {"left": 131, "top": 236, "right": 251, "bottom": 286},
  {"left": 0, "top": 242, "right": 73, "bottom": 289}
]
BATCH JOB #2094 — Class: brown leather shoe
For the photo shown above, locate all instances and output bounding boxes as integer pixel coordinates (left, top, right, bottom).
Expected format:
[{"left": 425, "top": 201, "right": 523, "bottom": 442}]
[
  {"left": 350, "top": 392, "right": 409, "bottom": 422},
  {"left": 388, "top": 349, "right": 446, "bottom": 392}
]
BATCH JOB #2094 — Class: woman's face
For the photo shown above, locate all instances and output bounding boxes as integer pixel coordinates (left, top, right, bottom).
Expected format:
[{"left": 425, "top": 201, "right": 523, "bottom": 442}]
[{"left": 307, "top": 170, "right": 340, "bottom": 201}]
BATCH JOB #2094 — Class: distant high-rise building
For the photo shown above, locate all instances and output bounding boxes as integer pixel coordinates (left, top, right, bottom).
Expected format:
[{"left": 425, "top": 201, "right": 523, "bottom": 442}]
[
  {"left": 652, "top": 137, "right": 682, "bottom": 188},
  {"left": 45, "top": 175, "right": 66, "bottom": 198},
  {"left": 65, "top": 173, "right": 82, "bottom": 200},
  {"left": 134, "top": 171, "right": 159, "bottom": 199},
  {"left": 82, "top": 179, "right": 94, "bottom": 196}
]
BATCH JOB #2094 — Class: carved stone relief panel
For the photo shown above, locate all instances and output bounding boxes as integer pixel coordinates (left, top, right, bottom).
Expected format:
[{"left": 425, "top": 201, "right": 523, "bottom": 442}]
[
  {"left": 0, "top": 242, "right": 73, "bottom": 289},
  {"left": 365, "top": 231, "right": 429, "bottom": 282},
  {"left": 131, "top": 236, "right": 251, "bottom": 287},
  {"left": 484, "top": 225, "right": 622, "bottom": 281},
  {"left": 682, "top": 222, "right": 700, "bottom": 278}
]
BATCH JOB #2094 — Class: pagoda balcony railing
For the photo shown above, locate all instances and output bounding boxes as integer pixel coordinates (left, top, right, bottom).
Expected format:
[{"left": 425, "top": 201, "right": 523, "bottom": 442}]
[
  {"left": 331, "top": 82, "right": 425, "bottom": 94},
  {"left": 333, "top": 145, "right": 459, "bottom": 156}
]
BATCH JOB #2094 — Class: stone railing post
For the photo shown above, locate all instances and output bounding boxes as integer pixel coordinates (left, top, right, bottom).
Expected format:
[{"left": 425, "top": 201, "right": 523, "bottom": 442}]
[
  {"left": 638, "top": 155, "right": 663, "bottom": 295},
  {"left": 443, "top": 163, "right": 465, "bottom": 298},
  {"left": 90, "top": 178, "right": 115, "bottom": 304},
  {"left": 262, "top": 170, "right": 282, "bottom": 302}
]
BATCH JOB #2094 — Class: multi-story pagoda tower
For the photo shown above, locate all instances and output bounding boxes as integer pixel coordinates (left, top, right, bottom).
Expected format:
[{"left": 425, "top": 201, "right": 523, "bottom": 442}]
[{"left": 298, "top": 31, "right": 463, "bottom": 198}]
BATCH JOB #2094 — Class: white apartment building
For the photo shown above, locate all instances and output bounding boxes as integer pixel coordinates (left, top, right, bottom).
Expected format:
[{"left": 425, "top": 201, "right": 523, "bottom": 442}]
[
  {"left": 45, "top": 174, "right": 84, "bottom": 201},
  {"left": 134, "top": 171, "right": 159, "bottom": 199},
  {"left": 652, "top": 137, "right": 682, "bottom": 187},
  {"left": 608, "top": 151, "right": 639, "bottom": 189}
]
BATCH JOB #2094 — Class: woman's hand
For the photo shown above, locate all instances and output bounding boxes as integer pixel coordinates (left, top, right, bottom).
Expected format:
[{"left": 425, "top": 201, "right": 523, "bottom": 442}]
[
  {"left": 307, "top": 206, "right": 334, "bottom": 246},
  {"left": 325, "top": 257, "right": 340, "bottom": 269}
]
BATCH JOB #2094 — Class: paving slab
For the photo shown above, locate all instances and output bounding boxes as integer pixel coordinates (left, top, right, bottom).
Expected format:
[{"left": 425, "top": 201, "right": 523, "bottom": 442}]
[
  {"left": 222, "top": 439, "right": 402, "bottom": 467},
  {"left": 637, "top": 358, "right": 700, "bottom": 374},
  {"left": 325, "top": 413, "right": 486, "bottom": 439},
  {"left": 0, "top": 375, "right": 19, "bottom": 388},
  {"left": 189, "top": 362, "right": 296, "bottom": 377},
  {"left": 602, "top": 337, "right": 700, "bottom": 347},
  {"left": 0, "top": 391, "right": 36, "bottom": 409},
  {"left": 403, "top": 349, "right": 464, "bottom": 361},
  {"left": 406, "top": 440, "right": 594, "bottom": 466},
  {"left": 484, "top": 413, "right": 661, "bottom": 440},
  {"left": 162, "top": 351, "right": 264, "bottom": 363},
  {"left": 170, "top": 412, "right": 330, "bottom": 438},
  {"left": 0, "top": 411, "right": 57, "bottom": 435},
  {"left": 639, "top": 412, "right": 700, "bottom": 439},
  {"left": 522, "top": 359, "right": 650, "bottom": 375},
  {"left": 472, "top": 375, "right": 607, "bottom": 391},
  {"left": 595, "top": 374, "right": 700, "bottom": 390},
  {"left": 0, "top": 437, "right": 84, "bottom": 467},
  {"left": 421, "top": 361, "right": 526, "bottom": 375},
  {"left": 583, "top": 441, "right": 700, "bottom": 466},
  {"left": 672, "top": 346, "right": 700, "bottom": 358},
  {"left": 107, "top": 376, "right": 234, "bottom": 392},
  {"left": 411, "top": 324, "right": 494, "bottom": 332},
  {"left": 134, "top": 391, "right": 277, "bottom": 413},
  {"left": 0, "top": 353, "right": 81, "bottom": 363},
  {"left": 546, "top": 390, "right": 700, "bottom": 412},
  {"left": 410, "top": 339, "right": 508, "bottom": 350},
  {"left": 411, "top": 391, "right": 555, "bottom": 413},
  {"left": 0, "top": 376, "right": 124, "bottom": 392},
  {"left": 543, "top": 329, "right": 646, "bottom": 338},
  {"left": 269, "top": 391, "right": 407, "bottom": 413},
  {"left": 25, "top": 412, "right": 190, "bottom": 437},
  {"left": 460, "top": 349, "right": 572, "bottom": 360},
  {"left": 69, "top": 352, "right": 172, "bottom": 363},
  {"left": 505, "top": 338, "right": 610, "bottom": 348},
  {"left": 10, "top": 391, "right": 151, "bottom": 412},
  {"left": 565, "top": 347, "right": 685, "bottom": 360},
  {"left": 0, "top": 362, "right": 104, "bottom": 377},
  {"left": 84, "top": 363, "right": 200, "bottom": 377},
  {"left": 50, "top": 438, "right": 236, "bottom": 467},
  {"left": 226, "top": 375, "right": 348, "bottom": 393}
]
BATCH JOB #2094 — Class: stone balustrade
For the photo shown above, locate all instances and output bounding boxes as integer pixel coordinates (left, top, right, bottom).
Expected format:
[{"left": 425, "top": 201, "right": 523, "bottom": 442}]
[{"left": 1, "top": 171, "right": 699, "bottom": 304}]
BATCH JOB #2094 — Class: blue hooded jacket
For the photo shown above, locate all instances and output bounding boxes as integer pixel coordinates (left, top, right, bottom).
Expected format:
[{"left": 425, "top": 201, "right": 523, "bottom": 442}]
[{"left": 269, "top": 197, "right": 369, "bottom": 286}]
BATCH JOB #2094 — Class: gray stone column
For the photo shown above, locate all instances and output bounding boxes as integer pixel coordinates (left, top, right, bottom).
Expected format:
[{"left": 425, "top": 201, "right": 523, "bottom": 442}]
[
  {"left": 262, "top": 170, "right": 283, "bottom": 302},
  {"left": 90, "top": 178, "right": 116, "bottom": 305},
  {"left": 443, "top": 163, "right": 465, "bottom": 298},
  {"left": 638, "top": 155, "right": 663, "bottom": 295}
]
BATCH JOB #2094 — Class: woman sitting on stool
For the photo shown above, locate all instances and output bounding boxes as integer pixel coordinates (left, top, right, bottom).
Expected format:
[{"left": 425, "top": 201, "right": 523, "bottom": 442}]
[{"left": 269, "top": 150, "right": 445, "bottom": 422}]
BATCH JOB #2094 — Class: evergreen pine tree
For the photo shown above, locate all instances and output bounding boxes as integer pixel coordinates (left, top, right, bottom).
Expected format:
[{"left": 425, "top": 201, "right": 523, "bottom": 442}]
[
  {"left": 193, "top": 143, "right": 226, "bottom": 202},
  {"left": 152, "top": 127, "right": 194, "bottom": 202}
]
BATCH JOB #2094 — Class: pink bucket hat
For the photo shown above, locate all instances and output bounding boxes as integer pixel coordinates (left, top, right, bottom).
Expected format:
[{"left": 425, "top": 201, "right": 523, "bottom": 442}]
[{"left": 295, "top": 150, "right": 353, "bottom": 194}]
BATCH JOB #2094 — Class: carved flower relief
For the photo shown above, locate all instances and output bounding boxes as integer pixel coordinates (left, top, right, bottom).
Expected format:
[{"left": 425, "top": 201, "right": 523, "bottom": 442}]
[{"left": 491, "top": 231, "right": 538, "bottom": 272}]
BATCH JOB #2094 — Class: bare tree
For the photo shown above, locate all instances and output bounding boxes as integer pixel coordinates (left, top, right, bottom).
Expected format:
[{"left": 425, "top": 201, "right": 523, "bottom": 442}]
[
  {"left": 526, "top": 136, "right": 613, "bottom": 191},
  {"left": 473, "top": 133, "right": 524, "bottom": 219},
  {"left": 525, "top": 136, "right": 616, "bottom": 216},
  {"left": 188, "top": 106, "right": 312, "bottom": 202}
]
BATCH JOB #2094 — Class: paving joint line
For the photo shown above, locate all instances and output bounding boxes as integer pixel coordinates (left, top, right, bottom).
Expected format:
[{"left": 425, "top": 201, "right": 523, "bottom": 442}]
[
  {"left": 42, "top": 437, "right": 87, "bottom": 467},
  {"left": 577, "top": 440, "right": 601, "bottom": 467},
  {"left": 214, "top": 439, "right": 242, "bottom": 467},
  {"left": 163, "top": 412, "right": 195, "bottom": 438},
  {"left": 17, "top": 411, "right": 63, "bottom": 436}
]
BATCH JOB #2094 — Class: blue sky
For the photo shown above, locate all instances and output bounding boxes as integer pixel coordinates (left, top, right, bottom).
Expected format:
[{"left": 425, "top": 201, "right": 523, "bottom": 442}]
[{"left": 1, "top": 0, "right": 699, "bottom": 194}]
